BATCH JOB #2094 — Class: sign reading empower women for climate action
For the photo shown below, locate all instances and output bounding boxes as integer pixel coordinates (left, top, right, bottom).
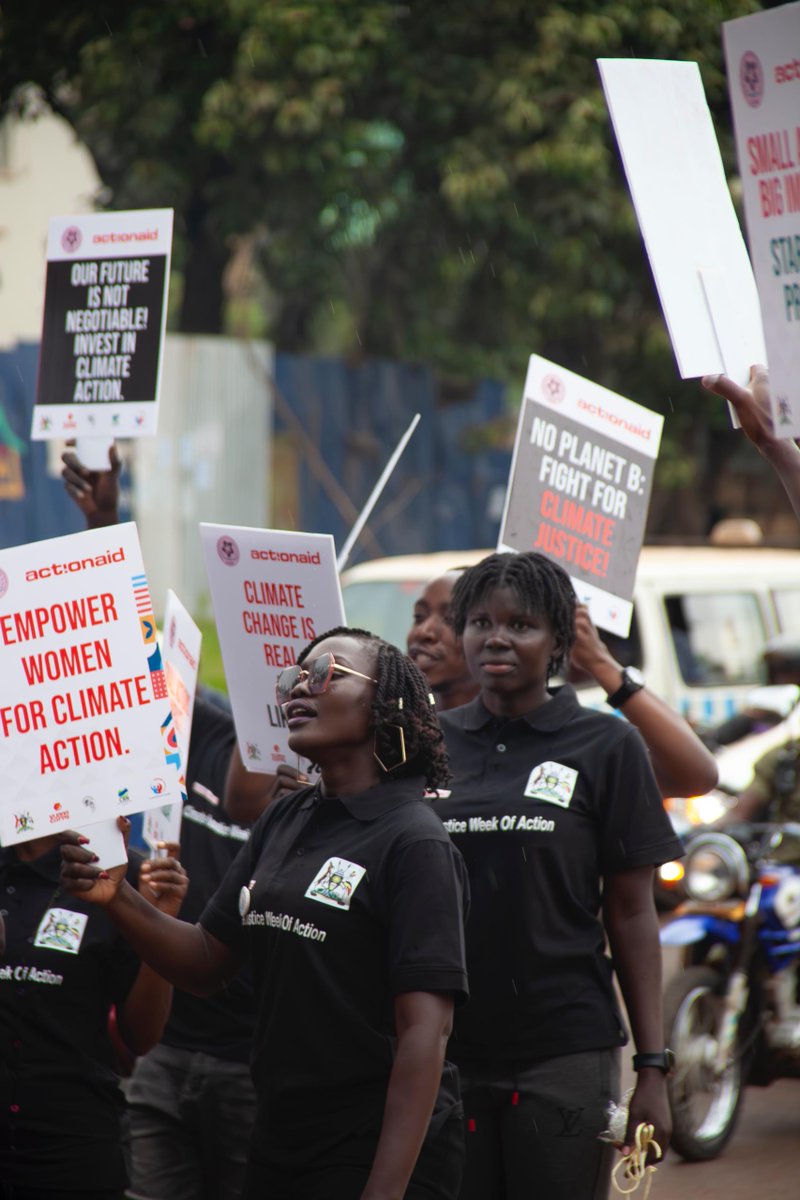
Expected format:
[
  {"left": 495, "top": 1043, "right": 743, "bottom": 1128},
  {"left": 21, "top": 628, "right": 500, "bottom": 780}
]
[
  {"left": 0, "top": 524, "right": 181, "bottom": 846},
  {"left": 32, "top": 209, "right": 173, "bottom": 442},
  {"left": 498, "top": 356, "right": 663, "bottom": 637}
]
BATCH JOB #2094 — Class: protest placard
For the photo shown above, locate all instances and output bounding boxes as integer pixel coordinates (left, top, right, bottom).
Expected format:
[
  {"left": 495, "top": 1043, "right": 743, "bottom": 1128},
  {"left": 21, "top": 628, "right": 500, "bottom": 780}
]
[
  {"left": 723, "top": 3, "right": 800, "bottom": 439},
  {"left": 200, "top": 524, "right": 345, "bottom": 773},
  {"left": 598, "top": 58, "right": 766, "bottom": 385},
  {"left": 498, "top": 355, "right": 663, "bottom": 637},
  {"left": 0, "top": 523, "right": 181, "bottom": 846},
  {"left": 162, "top": 588, "right": 202, "bottom": 772},
  {"left": 32, "top": 208, "right": 173, "bottom": 442}
]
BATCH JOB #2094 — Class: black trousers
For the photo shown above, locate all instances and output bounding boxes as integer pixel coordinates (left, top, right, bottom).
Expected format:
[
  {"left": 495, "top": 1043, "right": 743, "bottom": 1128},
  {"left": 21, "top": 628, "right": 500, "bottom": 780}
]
[
  {"left": 242, "top": 1109, "right": 464, "bottom": 1200},
  {"left": 457, "top": 1048, "right": 621, "bottom": 1200}
]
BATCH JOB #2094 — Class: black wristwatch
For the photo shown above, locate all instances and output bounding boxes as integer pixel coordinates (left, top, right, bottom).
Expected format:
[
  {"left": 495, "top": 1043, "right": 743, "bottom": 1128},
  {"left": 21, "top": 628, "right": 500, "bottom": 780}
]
[
  {"left": 632, "top": 1049, "right": 675, "bottom": 1075},
  {"left": 606, "top": 667, "right": 646, "bottom": 709}
]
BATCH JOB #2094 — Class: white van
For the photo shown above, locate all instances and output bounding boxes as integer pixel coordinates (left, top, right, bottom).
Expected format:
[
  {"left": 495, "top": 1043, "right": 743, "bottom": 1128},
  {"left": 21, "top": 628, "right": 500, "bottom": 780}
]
[{"left": 340, "top": 545, "right": 800, "bottom": 726}]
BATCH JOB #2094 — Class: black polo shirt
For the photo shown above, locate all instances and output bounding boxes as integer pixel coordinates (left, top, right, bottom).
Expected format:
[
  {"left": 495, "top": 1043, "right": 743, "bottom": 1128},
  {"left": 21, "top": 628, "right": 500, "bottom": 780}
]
[
  {"left": 161, "top": 697, "right": 255, "bottom": 1063},
  {"left": 0, "top": 844, "right": 141, "bottom": 1190},
  {"left": 437, "top": 685, "right": 683, "bottom": 1072},
  {"left": 201, "top": 775, "right": 469, "bottom": 1165}
]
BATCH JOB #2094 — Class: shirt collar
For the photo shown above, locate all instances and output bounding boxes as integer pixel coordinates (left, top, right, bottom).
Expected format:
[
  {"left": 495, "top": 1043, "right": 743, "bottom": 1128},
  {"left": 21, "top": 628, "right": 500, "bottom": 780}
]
[
  {"left": 458, "top": 683, "right": 581, "bottom": 734},
  {"left": 298, "top": 776, "right": 428, "bottom": 821}
]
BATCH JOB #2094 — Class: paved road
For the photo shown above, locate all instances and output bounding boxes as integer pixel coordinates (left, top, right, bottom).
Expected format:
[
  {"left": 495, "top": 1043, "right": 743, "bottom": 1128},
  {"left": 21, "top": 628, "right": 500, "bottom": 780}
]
[{"left": 654, "top": 1079, "right": 799, "bottom": 1200}]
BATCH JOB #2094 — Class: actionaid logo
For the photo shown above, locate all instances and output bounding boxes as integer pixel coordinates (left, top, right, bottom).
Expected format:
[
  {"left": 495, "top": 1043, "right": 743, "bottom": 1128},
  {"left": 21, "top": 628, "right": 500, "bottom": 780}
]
[
  {"left": 775, "top": 59, "right": 800, "bottom": 84},
  {"left": 61, "top": 226, "right": 82, "bottom": 254},
  {"left": 541, "top": 374, "right": 565, "bottom": 405}
]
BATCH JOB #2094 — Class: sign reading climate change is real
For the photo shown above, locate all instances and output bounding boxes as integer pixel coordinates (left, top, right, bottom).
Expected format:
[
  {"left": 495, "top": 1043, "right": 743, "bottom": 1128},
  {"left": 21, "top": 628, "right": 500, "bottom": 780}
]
[
  {"left": 498, "top": 356, "right": 663, "bottom": 637},
  {"left": 200, "top": 525, "right": 345, "bottom": 773},
  {"left": 0, "top": 524, "right": 181, "bottom": 846},
  {"left": 33, "top": 208, "right": 173, "bottom": 441},
  {"left": 724, "top": 3, "right": 800, "bottom": 438}
]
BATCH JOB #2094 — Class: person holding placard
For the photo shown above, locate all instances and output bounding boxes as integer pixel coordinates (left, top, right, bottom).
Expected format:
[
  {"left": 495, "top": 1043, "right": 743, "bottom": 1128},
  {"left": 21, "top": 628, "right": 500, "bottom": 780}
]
[
  {"left": 61, "top": 627, "right": 470, "bottom": 1200},
  {"left": 61, "top": 449, "right": 273, "bottom": 1200},
  {"left": 408, "top": 573, "right": 717, "bottom": 798},
  {"left": 0, "top": 831, "right": 186, "bottom": 1200},
  {"left": 703, "top": 364, "right": 800, "bottom": 524},
  {"left": 433, "top": 552, "right": 682, "bottom": 1200}
]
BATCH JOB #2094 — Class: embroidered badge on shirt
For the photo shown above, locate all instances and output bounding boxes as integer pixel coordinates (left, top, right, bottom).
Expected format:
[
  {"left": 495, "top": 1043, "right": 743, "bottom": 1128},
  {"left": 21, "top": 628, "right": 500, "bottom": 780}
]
[
  {"left": 34, "top": 908, "right": 89, "bottom": 954},
  {"left": 524, "top": 761, "right": 578, "bottom": 809},
  {"left": 305, "top": 857, "right": 366, "bottom": 911}
]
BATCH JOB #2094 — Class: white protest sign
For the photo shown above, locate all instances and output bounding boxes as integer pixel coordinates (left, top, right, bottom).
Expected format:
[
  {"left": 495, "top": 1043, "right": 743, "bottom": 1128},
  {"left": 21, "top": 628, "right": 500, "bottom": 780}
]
[
  {"left": 143, "top": 800, "right": 183, "bottom": 854},
  {"left": 200, "top": 525, "right": 345, "bottom": 773},
  {"left": 498, "top": 355, "right": 663, "bottom": 637},
  {"left": 0, "top": 523, "right": 181, "bottom": 846},
  {"left": 723, "top": 3, "right": 800, "bottom": 439},
  {"left": 598, "top": 58, "right": 766, "bottom": 383},
  {"left": 162, "top": 588, "right": 202, "bottom": 772},
  {"left": 33, "top": 208, "right": 173, "bottom": 442}
]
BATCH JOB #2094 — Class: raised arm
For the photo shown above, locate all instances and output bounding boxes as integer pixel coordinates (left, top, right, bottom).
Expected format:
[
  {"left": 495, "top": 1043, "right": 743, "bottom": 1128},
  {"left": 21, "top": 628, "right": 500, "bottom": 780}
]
[
  {"left": 361, "top": 991, "right": 454, "bottom": 1200},
  {"left": 702, "top": 365, "right": 800, "bottom": 524},
  {"left": 61, "top": 829, "right": 239, "bottom": 997},
  {"left": 570, "top": 604, "right": 718, "bottom": 797},
  {"left": 61, "top": 443, "right": 122, "bottom": 528}
]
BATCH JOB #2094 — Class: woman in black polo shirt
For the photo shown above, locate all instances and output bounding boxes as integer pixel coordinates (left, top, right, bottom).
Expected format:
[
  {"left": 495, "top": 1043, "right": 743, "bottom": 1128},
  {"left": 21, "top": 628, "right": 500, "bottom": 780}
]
[
  {"left": 0, "top": 834, "right": 186, "bottom": 1200},
  {"left": 434, "top": 552, "right": 683, "bottom": 1200},
  {"left": 62, "top": 628, "right": 469, "bottom": 1200}
]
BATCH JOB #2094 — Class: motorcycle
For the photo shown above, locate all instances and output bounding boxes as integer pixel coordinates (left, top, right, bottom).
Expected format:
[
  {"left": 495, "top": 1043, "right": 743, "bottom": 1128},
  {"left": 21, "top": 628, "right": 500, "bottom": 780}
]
[{"left": 660, "top": 822, "right": 800, "bottom": 1161}]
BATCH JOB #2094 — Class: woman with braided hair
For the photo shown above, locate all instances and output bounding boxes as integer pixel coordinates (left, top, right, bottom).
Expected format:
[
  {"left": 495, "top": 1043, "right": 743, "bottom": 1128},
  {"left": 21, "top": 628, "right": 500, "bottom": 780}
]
[
  {"left": 434, "top": 552, "right": 683, "bottom": 1200},
  {"left": 61, "top": 626, "right": 469, "bottom": 1200}
]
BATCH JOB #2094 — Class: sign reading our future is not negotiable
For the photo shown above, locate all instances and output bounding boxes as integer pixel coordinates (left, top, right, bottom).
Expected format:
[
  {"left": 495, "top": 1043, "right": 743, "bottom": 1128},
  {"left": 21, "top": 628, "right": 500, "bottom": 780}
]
[{"left": 33, "top": 208, "right": 173, "bottom": 442}]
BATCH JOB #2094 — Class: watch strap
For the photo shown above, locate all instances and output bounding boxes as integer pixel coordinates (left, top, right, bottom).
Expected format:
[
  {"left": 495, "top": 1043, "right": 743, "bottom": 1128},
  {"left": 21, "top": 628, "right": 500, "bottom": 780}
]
[
  {"left": 632, "top": 1050, "right": 675, "bottom": 1074},
  {"left": 606, "top": 670, "right": 645, "bottom": 710}
]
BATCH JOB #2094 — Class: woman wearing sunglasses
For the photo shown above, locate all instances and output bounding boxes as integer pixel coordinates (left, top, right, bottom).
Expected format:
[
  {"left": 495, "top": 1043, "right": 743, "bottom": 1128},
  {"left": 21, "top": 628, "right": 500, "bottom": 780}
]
[{"left": 61, "top": 627, "right": 469, "bottom": 1200}]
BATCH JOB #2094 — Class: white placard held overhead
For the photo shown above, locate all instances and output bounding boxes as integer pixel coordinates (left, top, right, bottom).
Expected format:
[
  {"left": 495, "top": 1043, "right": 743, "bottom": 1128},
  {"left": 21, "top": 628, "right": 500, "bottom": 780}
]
[
  {"left": 498, "top": 355, "right": 663, "bottom": 637},
  {"left": 200, "top": 524, "right": 345, "bottom": 773},
  {"left": 0, "top": 523, "right": 181, "bottom": 846},
  {"left": 723, "top": 3, "right": 800, "bottom": 439},
  {"left": 598, "top": 58, "right": 766, "bottom": 384},
  {"left": 33, "top": 208, "right": 173, "bottom": 442}
]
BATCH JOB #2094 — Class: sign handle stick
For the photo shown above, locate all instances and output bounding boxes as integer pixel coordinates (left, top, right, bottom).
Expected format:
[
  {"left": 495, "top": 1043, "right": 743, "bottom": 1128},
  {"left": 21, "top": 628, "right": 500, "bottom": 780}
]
[{"left": 336, "top": 414, "right": 421, "bottom": 573}]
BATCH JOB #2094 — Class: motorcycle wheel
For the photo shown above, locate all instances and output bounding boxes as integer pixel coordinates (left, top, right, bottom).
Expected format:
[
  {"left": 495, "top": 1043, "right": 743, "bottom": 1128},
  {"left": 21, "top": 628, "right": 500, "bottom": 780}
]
[{"left": 663, "top": 965, "right": 744, "bottom": 1161}]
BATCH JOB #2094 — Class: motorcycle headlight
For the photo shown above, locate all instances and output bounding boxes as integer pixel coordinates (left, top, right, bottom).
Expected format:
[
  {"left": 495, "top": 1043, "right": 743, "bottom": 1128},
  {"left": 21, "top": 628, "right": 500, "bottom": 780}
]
[{"left": 684, "top": 832, "right": 749, "bottom": 902}]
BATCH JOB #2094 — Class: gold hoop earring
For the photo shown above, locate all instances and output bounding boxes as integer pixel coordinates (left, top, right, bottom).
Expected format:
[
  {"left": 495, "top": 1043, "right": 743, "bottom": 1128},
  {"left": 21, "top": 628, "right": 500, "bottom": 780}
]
[{"left": 374, "top": 724, "right": 407, "bottom": 772}]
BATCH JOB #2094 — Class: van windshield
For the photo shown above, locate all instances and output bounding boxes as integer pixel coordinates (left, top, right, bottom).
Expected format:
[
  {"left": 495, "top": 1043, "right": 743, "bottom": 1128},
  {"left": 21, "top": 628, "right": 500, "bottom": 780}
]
[
  {"left": 341, "top": 579, "right": 426, "bottom": 650},
  {"left": 665, "top": 593, "right": 766, "bottom": 687}
]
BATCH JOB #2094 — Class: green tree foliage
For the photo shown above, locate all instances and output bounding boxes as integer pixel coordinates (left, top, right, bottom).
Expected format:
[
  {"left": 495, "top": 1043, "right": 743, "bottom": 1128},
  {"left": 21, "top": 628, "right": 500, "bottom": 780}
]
[{"left": 1, "top": 1, "right": 769, "bottom": 531}]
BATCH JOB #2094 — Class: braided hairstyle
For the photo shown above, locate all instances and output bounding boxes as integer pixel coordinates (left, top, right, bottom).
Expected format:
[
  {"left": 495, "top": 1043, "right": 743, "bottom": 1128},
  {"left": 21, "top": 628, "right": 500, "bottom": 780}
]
[
  {"left": 450, "top": 552, "right": 576, "bottom": 679},
  {"left": 297, "top": 626, "right": 451, "bottom": 791}
]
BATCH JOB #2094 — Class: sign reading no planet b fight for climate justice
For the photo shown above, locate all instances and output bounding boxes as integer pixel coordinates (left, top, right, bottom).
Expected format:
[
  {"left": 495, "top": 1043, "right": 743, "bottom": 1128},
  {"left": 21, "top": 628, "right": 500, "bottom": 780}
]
[
  {"left": 32, "top": 208, "right": 173, "bottom": 442},
  {"left": 724, "top": 3, "right": 800, "bottom": 439},
  {"left": 498, "top": 356, "right": 663, "bottom": 637},
  {"left": 200, "top": 525, "right": 345, "bottom": 773},
  {"left": 0, "top": 524, "right": 182, "bottom": 847}
]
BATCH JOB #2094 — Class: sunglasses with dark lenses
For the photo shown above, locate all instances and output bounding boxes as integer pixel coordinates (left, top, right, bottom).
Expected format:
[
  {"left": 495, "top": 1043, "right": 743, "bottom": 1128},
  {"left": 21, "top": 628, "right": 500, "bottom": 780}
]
[{"left": 275, "top": 652, "right": 378, "bottom": 705}]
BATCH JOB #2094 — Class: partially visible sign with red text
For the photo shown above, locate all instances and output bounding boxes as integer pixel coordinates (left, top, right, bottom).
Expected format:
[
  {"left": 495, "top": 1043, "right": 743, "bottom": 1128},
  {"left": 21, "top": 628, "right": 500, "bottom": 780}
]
[
  {"left": 0, "top": 524, "right": 181, "bottom": 846},
  {"left": 200, "top": 524, "right": 345, "bottom": 773},
  {"left": 498, "top": 356, "right": 663, "bottom": 637},
  {"left": 724, "top": 3, "right": 800, "bottom": 438}
]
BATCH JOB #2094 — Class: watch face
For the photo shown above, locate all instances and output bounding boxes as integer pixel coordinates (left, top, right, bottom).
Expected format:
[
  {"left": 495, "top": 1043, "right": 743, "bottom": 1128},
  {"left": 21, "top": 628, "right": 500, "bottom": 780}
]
[{"left": 626, "top": 667, "right": 646, "bottom": 689}]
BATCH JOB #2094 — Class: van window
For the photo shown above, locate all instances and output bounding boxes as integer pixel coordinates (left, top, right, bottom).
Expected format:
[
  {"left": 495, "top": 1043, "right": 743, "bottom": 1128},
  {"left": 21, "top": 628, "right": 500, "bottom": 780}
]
[
  {"left": 773, "top": 588, "right": 800, "bottom": 633},
  {"left": 665, "top": 593, "right": 766, "bottom": 687},
  {"left": 341, "top": 579, "right": 425, "bottom": 650}
]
